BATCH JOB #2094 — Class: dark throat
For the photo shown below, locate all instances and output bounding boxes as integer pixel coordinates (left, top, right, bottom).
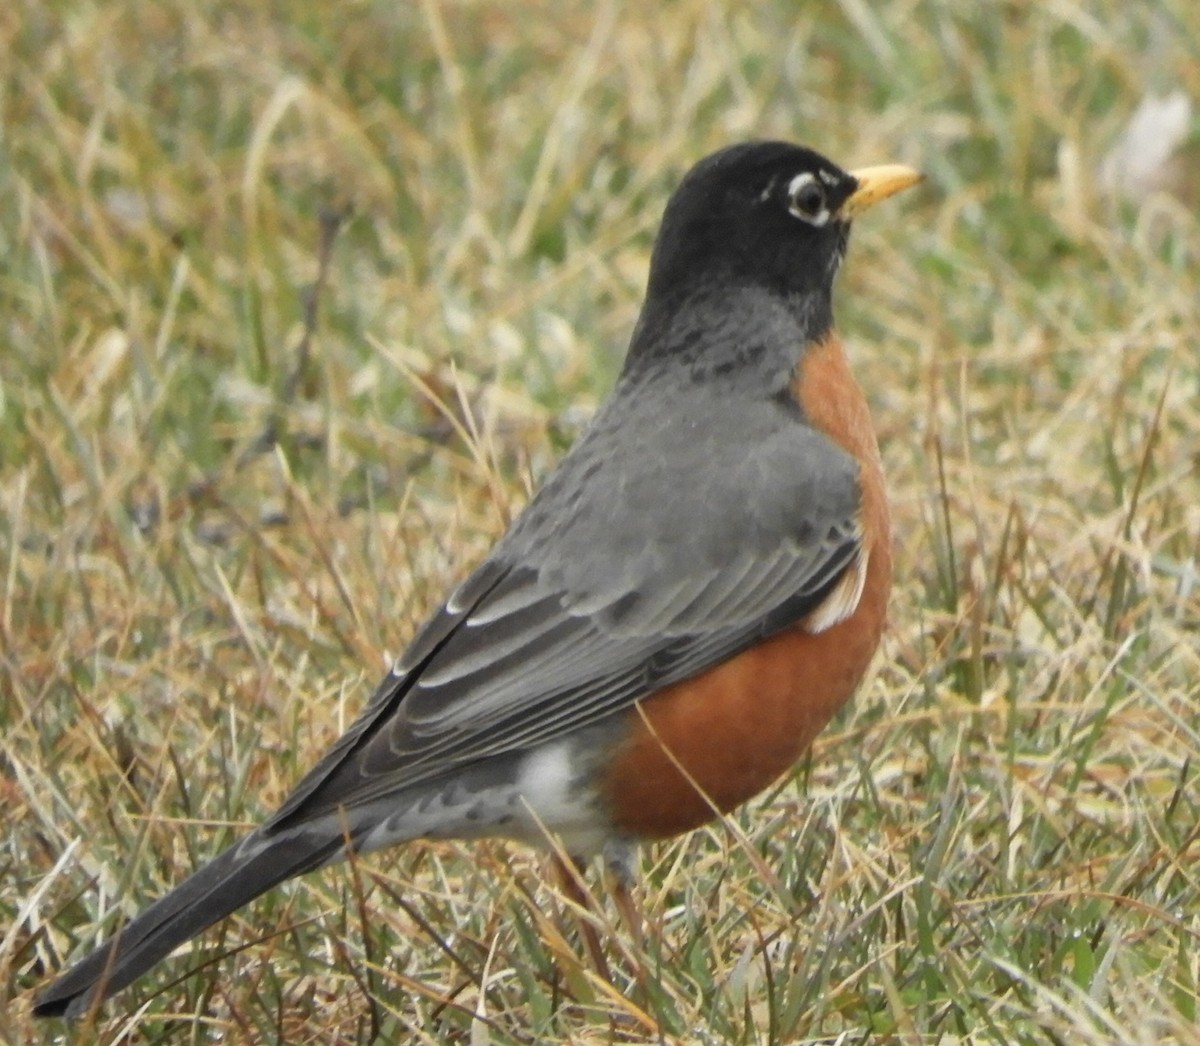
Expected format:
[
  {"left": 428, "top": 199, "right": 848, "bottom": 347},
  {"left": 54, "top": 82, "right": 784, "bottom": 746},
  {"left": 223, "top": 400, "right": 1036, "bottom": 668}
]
[{"left": 621, "top": 279, "right": 835, "bottom": 386}]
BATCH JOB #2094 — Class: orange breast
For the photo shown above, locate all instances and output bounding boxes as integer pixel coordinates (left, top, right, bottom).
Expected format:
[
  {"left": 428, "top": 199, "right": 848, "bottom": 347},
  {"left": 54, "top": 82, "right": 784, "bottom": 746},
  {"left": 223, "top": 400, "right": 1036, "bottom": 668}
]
[{"left": 603, "top": 333, "right": 892, "bottom": 839}]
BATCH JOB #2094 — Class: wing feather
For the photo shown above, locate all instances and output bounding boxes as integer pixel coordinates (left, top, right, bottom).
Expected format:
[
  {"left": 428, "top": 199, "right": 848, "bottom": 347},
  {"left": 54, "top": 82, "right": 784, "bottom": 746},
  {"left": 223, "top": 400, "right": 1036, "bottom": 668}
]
[{"left": 265, "top": 383, "right": 869, "bottom": 828}]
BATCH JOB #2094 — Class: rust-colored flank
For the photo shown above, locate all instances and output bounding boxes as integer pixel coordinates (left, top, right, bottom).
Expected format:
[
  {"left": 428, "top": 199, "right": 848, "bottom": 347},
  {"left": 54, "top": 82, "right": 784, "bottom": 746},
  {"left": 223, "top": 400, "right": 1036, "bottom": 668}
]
[{"left": 604, "top": 333, "right": 892, "bottom": 838}]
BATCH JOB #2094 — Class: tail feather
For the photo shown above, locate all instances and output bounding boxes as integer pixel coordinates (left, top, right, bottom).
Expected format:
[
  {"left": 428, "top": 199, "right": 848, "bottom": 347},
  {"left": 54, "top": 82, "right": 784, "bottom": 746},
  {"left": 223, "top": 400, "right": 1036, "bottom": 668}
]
[{"left": 33, "top": 828, "right": 343, "bottom": 1019}]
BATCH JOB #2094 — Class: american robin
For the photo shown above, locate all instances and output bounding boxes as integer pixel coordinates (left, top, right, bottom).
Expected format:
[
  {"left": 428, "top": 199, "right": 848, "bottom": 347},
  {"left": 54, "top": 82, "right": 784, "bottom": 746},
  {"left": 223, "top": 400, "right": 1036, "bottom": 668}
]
[{"left": 33, "top": 141, "right": 921, "bottom": 1018}]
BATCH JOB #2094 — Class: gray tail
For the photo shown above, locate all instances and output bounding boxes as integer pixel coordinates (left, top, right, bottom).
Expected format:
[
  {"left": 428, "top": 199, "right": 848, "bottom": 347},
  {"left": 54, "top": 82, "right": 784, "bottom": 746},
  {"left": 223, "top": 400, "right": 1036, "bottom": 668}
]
[{"left": 33, "top": 827, "right": 344, "bottom": 1019}]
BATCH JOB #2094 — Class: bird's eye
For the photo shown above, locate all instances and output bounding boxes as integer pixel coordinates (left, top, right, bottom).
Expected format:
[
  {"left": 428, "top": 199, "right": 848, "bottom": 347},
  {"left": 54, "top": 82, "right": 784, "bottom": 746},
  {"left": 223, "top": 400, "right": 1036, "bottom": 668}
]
[{"left": 787, "top": 172, "right": 829, "bottom": 226}]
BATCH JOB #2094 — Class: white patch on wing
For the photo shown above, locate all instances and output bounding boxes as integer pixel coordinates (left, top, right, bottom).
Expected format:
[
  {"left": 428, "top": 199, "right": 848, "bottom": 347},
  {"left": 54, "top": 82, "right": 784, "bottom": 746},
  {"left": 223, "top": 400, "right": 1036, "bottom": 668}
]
[
  {"left": 445, "top": 581, "right": 473, "bottom": 615},
  {"left": 466, "top": 581, "right": 548, "bottom": 625},
  {"left": 802, "top": 550, "right": 868, "bottom": 633}
]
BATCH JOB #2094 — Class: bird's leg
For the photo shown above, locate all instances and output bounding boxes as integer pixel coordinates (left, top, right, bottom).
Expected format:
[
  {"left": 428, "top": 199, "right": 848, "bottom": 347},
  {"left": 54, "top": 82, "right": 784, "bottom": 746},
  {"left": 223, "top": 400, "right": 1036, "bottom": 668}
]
[
  {"left": 603, "top": 841, "right": 645, "bottom": 955},
  {"left": 553, "top": 853, "right": 612, "bottom": 981},
  {"left": 603, "top": 841, "right": 654, "bottom": 1008},
  {"left": 610, "top": 878, "right": 645, "bottom": 956}
]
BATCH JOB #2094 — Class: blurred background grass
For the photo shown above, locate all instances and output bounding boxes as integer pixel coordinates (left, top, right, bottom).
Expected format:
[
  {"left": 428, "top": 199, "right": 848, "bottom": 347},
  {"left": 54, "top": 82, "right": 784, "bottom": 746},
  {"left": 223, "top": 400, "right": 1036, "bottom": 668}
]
[{"left": 2, "top": 0, "right": 1199, "bottom": 1042}]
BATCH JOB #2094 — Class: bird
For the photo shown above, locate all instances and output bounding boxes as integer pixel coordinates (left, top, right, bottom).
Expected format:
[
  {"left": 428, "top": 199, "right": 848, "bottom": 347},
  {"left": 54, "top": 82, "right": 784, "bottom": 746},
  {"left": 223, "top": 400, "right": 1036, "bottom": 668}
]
[{"left": 32, "top": 140, "right": 921, "bottom": 1019}]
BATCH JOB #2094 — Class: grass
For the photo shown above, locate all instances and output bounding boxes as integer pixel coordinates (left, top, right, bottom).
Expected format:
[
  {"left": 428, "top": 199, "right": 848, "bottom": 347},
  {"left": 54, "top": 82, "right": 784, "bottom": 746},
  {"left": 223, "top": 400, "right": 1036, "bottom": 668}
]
[{"left": 2, "top": 0, "right": 1199, "bottom": 1042}]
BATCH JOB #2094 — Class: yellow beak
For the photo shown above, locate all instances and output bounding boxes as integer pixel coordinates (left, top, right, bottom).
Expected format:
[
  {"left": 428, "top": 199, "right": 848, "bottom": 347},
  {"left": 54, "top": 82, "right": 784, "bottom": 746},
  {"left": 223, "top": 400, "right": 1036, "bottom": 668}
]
[{"left": 842, "top": 164, "right": 924, "bottom": 217}]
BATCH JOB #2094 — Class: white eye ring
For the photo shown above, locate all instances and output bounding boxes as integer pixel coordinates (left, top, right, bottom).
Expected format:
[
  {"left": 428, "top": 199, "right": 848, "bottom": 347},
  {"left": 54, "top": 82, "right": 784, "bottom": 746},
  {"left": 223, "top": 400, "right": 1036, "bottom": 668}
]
[{"left": 787, "top": 172, "right": 831, "bottom": 226}]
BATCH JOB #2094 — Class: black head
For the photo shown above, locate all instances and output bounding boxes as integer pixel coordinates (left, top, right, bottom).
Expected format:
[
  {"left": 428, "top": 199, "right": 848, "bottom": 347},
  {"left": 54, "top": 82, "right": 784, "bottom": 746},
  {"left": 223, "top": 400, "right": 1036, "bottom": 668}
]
[{"left": 644, "top": 141, "right": 918, "bottom": 308}]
